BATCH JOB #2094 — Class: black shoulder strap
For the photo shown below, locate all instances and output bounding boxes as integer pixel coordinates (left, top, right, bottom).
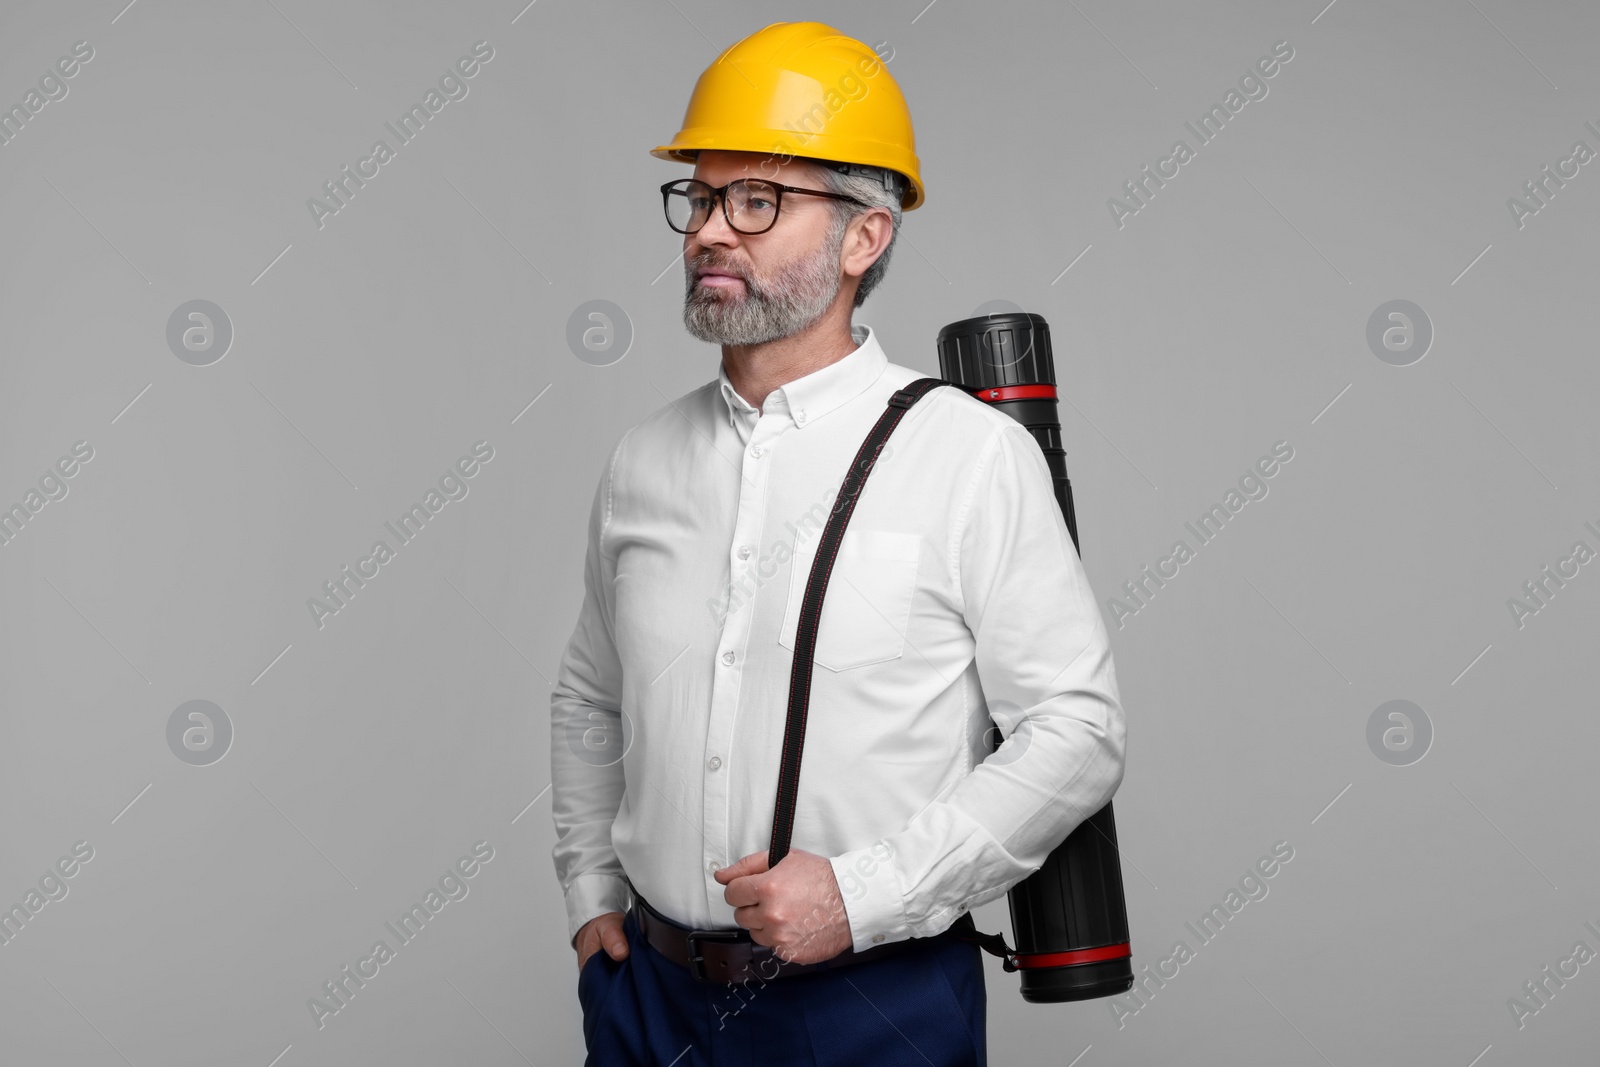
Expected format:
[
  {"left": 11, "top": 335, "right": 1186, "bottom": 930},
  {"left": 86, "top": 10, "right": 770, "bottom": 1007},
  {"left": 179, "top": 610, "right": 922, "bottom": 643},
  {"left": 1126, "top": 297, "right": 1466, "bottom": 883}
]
[
  {"left": 765, "top": 374, "right": 1021, "bottom": 969},
  {"left": 767, "top": 376, "right": 953, "bottom": 867}
]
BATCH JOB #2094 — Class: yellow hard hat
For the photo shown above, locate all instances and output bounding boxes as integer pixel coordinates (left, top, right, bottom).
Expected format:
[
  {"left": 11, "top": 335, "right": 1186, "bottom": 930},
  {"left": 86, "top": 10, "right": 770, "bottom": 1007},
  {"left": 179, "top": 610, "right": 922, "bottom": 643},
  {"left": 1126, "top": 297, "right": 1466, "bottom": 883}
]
[{"left": 651, "top": 21, "right": 925, "bottom": 210}]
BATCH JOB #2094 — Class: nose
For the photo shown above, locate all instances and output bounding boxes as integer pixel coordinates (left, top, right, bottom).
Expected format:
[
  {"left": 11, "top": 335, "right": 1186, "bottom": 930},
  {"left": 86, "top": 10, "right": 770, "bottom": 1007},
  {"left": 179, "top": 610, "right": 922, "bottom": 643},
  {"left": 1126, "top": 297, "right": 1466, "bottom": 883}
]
[{"left": 689, "top": 188, "right": 741, "bottom": 251}]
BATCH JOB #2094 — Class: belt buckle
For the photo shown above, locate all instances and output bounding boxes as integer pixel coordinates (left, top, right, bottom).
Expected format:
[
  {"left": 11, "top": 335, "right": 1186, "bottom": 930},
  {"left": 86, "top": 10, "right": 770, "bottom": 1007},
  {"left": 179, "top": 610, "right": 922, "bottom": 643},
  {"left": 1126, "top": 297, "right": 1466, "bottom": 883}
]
[{"left": 685, "top": 929, "right": 748, "bottom": 983}]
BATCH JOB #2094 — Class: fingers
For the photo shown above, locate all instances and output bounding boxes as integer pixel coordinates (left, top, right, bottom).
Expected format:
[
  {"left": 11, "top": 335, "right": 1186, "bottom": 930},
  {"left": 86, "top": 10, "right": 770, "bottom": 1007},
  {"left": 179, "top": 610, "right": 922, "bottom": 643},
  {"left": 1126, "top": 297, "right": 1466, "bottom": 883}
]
[
  {"left": 723, "top": 878, "right": 758, "bottom": 909},
  {"left": 713, "top": 851, "right": 769, "bottom": 885},
  {"left": 574, "top": 911, "right": 629, "bottom": 973},
  {"left": 720, "top": 858, "right": 770, "bottom": 910},
  {"left": 600, "top": 913, "right": 629, "bottom": 960},
  {"left": 732, "top": 904, "right": 771, "bottom": 944}
]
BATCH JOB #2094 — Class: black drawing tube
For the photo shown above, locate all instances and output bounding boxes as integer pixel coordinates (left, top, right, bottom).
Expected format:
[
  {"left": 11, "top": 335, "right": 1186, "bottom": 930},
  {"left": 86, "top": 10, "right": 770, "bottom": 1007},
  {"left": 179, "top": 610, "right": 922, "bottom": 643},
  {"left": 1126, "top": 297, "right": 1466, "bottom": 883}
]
[{"left": 937, "top": 311, "right": 1135, "bottom": 1003}]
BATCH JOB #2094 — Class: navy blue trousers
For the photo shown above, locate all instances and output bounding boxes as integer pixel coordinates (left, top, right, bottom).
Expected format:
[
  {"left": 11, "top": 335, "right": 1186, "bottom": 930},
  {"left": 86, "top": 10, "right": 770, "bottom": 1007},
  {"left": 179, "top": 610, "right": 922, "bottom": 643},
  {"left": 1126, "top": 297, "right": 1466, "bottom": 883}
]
[{"left": 578, "top": 906, "right": 987, "bottom": 1065}]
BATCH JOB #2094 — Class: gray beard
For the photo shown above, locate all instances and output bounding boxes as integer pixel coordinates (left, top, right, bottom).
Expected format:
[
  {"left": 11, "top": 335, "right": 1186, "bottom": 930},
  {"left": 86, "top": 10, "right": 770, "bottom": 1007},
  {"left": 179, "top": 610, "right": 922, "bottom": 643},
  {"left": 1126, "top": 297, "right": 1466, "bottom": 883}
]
[{"left": 683, "top": 234, "right": 844, "bottom": 346}]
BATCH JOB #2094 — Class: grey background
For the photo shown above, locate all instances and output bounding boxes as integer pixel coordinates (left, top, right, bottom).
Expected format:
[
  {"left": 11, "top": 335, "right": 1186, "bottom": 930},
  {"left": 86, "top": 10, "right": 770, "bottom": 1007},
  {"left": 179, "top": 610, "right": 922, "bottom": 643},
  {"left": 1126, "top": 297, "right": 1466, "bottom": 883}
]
[{"left": 2, "top": 0, "right": 1596, "bottom": 1064}]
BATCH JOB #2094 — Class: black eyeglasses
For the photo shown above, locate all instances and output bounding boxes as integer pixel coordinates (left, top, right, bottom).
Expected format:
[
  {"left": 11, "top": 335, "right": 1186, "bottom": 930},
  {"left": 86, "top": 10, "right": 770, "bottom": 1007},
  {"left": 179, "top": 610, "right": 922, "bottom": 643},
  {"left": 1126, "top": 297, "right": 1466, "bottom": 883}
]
[{"left": 660, "top": 178, "right": 869, "bottom": 236}]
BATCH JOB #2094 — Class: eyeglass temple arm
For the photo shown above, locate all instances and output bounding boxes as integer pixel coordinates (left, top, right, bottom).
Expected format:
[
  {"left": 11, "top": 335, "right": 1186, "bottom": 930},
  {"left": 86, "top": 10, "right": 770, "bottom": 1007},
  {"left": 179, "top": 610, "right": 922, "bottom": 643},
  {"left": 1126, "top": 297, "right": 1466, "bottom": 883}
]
[{"left": 820, "top": 161, "right": 906, "bottom": 197}]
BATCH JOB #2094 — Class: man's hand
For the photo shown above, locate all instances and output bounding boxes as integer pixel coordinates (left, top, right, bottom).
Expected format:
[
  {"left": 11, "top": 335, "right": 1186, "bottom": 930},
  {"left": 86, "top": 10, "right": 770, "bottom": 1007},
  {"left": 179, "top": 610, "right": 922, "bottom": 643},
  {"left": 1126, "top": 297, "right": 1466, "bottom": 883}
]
[
  {"left": 715, "top": 848, "right": 854, "bottom": 965},
  {"left": 574, "top": 911, "right": 628, "bottom": 974}
]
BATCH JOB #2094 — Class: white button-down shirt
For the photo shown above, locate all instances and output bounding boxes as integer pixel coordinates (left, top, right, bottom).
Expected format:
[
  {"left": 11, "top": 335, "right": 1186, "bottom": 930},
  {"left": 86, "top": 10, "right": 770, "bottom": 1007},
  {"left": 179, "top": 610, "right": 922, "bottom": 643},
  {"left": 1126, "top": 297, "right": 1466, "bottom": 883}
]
[{"left": 550, "top": 322, "right": 1126, "bottom": 952}]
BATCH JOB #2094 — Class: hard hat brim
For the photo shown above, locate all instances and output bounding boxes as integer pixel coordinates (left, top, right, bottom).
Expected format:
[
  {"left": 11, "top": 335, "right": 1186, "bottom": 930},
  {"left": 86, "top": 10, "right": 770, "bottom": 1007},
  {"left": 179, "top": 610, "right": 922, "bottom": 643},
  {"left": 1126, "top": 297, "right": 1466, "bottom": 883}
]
[{"left": 651, "top": 133, "right": 925, "bottom": 211}]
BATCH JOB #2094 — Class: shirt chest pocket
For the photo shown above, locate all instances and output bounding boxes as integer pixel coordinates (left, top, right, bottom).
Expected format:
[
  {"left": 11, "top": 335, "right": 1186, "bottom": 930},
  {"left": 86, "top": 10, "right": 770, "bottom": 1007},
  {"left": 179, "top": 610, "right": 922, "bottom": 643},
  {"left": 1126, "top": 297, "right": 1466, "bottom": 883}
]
[{"left": 778, "top": 528, "right": 923, "bottom": 672}]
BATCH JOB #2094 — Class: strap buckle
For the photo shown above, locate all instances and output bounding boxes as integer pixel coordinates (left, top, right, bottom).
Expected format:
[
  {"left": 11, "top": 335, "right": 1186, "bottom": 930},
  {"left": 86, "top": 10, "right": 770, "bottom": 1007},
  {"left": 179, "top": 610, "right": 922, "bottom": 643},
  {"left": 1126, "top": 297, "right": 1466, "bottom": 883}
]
[
  {"left": 950, "top": 914, "right": 1022, "bottom": 973},
  {"left": 685, "top": 928, "right": 749, "bottom": 983}
]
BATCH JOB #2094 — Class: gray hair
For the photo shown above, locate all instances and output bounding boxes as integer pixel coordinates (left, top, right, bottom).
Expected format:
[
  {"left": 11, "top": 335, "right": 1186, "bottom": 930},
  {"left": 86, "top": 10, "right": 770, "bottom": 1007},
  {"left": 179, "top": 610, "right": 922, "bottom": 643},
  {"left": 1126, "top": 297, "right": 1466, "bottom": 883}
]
[{"left": 814, "top": 162, "right": 906, "bottom": 309}]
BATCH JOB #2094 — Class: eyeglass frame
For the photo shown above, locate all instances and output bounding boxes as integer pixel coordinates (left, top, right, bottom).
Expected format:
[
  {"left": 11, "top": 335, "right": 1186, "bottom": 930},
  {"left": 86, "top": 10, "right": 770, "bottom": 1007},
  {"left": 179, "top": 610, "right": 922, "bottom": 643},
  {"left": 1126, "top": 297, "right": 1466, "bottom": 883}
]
[{"left": 660, "top": 177, "right": 871, "bottom": 236}]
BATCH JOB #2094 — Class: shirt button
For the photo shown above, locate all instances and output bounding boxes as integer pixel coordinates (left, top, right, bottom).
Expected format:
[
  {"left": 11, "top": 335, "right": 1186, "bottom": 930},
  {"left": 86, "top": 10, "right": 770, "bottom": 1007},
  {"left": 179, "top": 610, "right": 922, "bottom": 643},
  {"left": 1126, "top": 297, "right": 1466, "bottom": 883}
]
[
  {"left": 751, "top": 445, "right": 763, "bottom": 458},
  {"left": 707, "top": 755, "right": 722, "bottom": 771},
  {"left": 871, "top": 933, "right": 885, "bottom": 944},
  {"left": 708, "top": 861, "right": 720, "bottom": 875},
  {"left": 737, "top": 545, "right": 751, "bottom": 560},
  {"left": 721, "top": 651, "right": 735, "bottom": 665},
  {"left": 795, "top": 409, "right": 807, "bottom": 424}
]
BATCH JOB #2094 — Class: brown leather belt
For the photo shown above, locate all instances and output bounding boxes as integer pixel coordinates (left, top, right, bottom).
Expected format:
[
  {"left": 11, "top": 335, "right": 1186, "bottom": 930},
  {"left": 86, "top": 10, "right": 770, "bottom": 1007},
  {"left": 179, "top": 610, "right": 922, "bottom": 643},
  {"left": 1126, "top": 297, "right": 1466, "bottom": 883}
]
[{"left": 631, "top": 890, "right": 974, "bottom": 985}]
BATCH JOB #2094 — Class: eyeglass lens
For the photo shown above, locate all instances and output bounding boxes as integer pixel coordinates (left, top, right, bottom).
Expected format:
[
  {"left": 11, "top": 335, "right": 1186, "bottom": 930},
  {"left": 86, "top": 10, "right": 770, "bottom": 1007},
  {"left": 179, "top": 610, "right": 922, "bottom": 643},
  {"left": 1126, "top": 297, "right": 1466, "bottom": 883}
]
[{"left": 665, "top": 180, "right": 779, "bottom": 235}]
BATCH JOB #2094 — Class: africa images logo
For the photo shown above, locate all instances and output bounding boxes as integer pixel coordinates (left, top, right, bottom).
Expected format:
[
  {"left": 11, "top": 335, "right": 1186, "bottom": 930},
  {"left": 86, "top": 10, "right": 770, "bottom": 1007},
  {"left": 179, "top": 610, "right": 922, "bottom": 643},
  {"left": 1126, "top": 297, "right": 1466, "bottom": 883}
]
[
  {"left": 1105, "top": 441, "right": 1294, "bottom": 629},
  {"left": 306, "top": 41, "right": 495, "bottom": 230},
  {"left": 1107, "top": 40, "right": 1295, "bottom": 229},
  {"left": 306, "top": 441, "right": 494, "bottom": 630},
  {"left": 306, "top": 841, "right": 495, "bottom": 1029}
]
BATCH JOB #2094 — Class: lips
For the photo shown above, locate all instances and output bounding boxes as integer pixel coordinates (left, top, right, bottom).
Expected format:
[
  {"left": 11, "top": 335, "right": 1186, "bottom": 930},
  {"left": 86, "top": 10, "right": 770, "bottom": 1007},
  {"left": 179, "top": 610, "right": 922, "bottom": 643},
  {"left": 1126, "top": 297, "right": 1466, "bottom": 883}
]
[
  {"left": 695, "top": 258, "right": 746, "bottom": 277},
  {"left": 696, "top": 270, "right": 745, "bottom": 289}
]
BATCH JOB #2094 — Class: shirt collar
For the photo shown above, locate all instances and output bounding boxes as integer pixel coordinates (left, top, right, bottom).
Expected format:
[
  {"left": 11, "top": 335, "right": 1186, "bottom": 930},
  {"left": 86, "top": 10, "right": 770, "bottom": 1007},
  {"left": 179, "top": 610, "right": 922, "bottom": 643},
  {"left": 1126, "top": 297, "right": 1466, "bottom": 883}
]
[{"left": 716, "top": 322, "right": 887, "bottom": 430}]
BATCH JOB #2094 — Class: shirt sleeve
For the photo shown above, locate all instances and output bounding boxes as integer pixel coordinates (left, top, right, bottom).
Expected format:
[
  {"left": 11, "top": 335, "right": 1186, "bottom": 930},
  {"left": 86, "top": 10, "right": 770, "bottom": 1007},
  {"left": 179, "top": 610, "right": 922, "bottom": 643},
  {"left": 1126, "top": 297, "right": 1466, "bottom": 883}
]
[
  {"left": 550, "top": 431, "right": 635, "bottom": 948},
  {"left": 828, "top": 420, "right": 1127, "bottom": 949}
]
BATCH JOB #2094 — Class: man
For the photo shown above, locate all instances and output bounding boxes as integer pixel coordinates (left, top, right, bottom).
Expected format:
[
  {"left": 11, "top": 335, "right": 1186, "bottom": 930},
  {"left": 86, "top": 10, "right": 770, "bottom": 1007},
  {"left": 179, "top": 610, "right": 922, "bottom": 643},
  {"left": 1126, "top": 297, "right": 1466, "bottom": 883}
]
[{"left": 550, "top": 21, "right": 1126, "bottom": 1066}]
